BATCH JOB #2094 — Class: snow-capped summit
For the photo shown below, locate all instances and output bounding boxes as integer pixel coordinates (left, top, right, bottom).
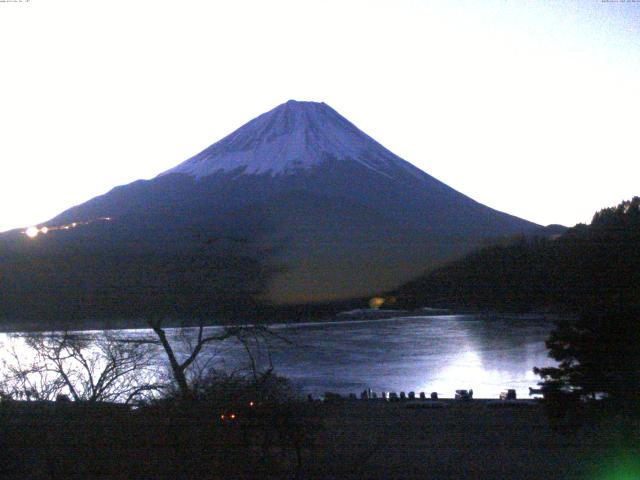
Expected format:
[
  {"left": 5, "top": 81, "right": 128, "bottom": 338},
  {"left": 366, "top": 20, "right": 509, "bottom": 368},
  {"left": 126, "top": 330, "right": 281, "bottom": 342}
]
[{"left": 161, "top": 100, "right": 421, "bottom": 180}]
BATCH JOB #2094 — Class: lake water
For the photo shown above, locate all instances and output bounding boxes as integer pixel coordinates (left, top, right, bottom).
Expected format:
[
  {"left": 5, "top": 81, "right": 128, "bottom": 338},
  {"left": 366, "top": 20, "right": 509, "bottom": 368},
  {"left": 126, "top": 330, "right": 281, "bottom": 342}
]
[
  {"left": 198, "top": 313, "right": 557, "bottom": 399},
  {"left": 0, "top": 314, "right": 557, "bottom": 400}
]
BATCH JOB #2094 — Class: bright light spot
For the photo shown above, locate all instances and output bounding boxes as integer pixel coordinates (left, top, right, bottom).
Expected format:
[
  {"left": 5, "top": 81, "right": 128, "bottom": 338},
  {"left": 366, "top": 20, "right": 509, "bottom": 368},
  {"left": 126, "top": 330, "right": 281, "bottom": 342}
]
[
  {"left": 25, "top": 226, "right": 39, "bottom": 238},
  {"left": 71, "top": 222, "right": 77, "bottom": 227},
  {"left": 424, "top": 349, "right": 487, "bottom": 397},
  {"left": 369, "top": 297, "right": 385, "bottom": 309},
  {"left": 40, "top": 226, "right": 48, "bottom": 234}
]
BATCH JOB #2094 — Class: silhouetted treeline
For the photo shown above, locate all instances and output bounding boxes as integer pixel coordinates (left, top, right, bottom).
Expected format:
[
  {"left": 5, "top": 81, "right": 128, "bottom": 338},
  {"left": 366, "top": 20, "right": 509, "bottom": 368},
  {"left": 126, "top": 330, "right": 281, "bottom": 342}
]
[
  {"left": 395, "top": 197, "right": 640, "bottom": 313},
  {"left": 0, "top": 373, "right": 315, "bottom": 479}
]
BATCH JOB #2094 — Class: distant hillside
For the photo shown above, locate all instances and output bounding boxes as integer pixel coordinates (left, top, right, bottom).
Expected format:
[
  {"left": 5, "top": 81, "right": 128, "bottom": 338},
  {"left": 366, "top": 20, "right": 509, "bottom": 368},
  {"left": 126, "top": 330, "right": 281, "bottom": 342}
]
[{"left": 393, "top": 197, "right": 640, "bottom": 313}]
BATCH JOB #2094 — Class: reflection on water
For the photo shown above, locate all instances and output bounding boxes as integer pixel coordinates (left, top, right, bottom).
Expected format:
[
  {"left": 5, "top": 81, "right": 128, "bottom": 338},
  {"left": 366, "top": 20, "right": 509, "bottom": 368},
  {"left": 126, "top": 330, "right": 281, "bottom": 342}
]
[
  {"left": 262, "top": 315, "right": 556, "bottom": 398},
  {"left": 0, "top": 314, "right": 557, "bottom": 399}
]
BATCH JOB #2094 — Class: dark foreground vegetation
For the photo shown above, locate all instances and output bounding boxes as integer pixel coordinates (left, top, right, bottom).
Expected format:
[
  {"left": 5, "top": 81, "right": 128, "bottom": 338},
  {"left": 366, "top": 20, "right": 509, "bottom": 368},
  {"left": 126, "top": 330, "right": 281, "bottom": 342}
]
[
  {"left": 1, "top": 396, "right": 638, "bottom": 479},
  {"left": 0, "top": 321, "right": 319, "bottom": 479},
  {"left": 0, "top": 378, "right": 316, "bottom": 479}
]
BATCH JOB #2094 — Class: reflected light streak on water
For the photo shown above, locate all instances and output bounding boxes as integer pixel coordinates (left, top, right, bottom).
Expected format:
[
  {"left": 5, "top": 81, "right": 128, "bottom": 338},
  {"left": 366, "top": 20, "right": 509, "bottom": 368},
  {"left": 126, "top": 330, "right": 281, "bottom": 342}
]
[{"left": 0, "top": 314, "right": 557, "bottom": 399}]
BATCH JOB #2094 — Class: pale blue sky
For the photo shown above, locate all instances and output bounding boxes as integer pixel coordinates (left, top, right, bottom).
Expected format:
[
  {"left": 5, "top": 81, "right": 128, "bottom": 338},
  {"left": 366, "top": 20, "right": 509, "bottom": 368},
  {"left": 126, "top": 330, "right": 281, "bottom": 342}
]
[{"left": 1, "top": 0, "right": 638, "bottom": 231}]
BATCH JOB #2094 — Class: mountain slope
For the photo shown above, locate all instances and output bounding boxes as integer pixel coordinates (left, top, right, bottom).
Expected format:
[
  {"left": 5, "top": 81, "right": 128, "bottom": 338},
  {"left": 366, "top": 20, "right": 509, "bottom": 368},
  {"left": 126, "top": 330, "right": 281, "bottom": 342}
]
[{"left": 1, "top": 100, "right": 540, "bottom": 322}]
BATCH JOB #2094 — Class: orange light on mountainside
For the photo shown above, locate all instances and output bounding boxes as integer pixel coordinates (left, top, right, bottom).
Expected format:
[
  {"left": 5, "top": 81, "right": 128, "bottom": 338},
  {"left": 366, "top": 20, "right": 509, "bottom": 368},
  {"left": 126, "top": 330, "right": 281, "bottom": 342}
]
[{"left": 22, "top": 216, "right": 113, "bottom": 239}]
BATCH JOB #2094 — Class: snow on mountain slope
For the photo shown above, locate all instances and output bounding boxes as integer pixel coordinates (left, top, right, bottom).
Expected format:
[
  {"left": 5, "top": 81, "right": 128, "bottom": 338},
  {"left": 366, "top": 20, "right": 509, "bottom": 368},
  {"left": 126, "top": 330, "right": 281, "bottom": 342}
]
[{"left": 161, "top": 100, "right": 423, "bottom": 180}]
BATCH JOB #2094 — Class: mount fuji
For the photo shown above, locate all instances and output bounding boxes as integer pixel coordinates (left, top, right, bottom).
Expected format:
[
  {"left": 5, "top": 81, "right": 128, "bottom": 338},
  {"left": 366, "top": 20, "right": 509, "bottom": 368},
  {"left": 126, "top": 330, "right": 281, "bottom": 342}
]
[
  {"left": 1, "top": 100, "right": 540, "bottom": 324},
  {"left": 162, "top": 100, "right": 426, "bottom": 180}
]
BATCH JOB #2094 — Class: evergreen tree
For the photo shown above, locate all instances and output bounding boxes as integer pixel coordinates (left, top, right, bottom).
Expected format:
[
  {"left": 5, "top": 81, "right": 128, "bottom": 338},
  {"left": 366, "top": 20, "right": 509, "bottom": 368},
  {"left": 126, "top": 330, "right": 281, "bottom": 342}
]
[{"left": 534, "top": 306, "right": 640, "bottom": 413}]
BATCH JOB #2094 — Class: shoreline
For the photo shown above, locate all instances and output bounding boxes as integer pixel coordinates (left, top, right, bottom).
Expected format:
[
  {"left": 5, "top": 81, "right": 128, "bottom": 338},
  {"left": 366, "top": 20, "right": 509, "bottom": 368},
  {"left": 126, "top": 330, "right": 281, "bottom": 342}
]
[{"left": 0, "top": 309, "right": 560, "bottom": 335}]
